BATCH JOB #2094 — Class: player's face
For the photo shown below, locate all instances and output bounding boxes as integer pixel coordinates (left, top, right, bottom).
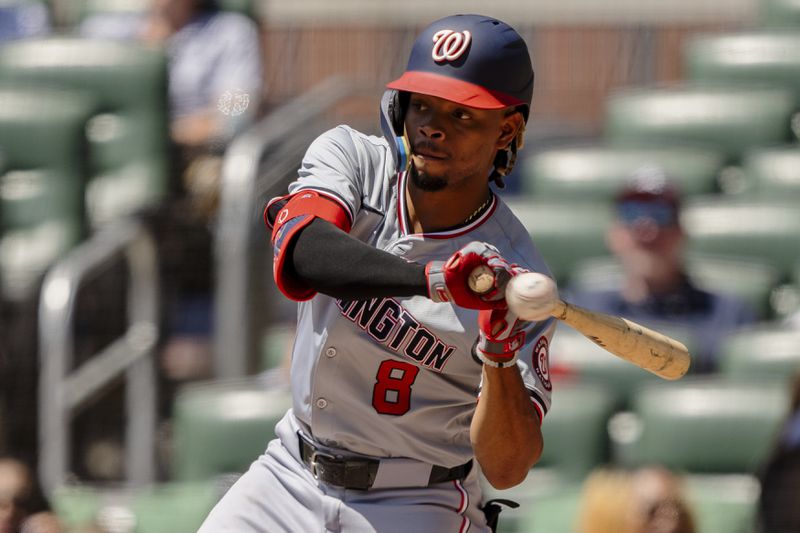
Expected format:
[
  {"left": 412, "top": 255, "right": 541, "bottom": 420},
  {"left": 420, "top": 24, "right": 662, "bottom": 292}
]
[{"left": 404, "top": 93, "right": 521, "bottom": 191}]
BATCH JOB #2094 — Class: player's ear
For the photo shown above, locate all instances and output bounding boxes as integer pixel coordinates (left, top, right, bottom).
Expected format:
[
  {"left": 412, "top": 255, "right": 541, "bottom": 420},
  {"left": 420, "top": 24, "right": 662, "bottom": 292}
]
[{"left": 496, "top": 111, "right": 524, "bottom": 150}]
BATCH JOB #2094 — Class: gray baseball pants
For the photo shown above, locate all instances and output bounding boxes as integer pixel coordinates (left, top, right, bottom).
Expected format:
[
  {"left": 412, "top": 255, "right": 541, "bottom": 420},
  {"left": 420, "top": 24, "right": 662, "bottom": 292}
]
[{"left": 198, "top": 411, "right": 491, "bottom": 532}]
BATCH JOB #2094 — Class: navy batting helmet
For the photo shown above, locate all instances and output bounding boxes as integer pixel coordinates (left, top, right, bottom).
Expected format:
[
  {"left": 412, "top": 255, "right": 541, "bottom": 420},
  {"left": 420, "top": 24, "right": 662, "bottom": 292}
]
[{"left": 381, "top": 14, "right": 534, "bottom": 181}]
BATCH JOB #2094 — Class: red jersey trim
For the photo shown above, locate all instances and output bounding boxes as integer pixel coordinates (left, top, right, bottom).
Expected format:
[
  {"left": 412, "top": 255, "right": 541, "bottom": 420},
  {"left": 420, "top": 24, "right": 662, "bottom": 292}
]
[
  {"left": 294, "top": 187, "right": 355, "bottom": 227},
  {"left": 452, "top": 479, "right": 471, "bottom": 532}
]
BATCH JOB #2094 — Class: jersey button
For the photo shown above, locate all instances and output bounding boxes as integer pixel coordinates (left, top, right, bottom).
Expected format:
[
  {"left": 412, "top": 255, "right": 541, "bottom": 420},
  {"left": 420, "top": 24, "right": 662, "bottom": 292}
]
[
  {"left": 325, "top": 347, "right": 337, "bottom": 358},
  {"left": 315, "top": 398, "right": 328, "bottom": 409}
]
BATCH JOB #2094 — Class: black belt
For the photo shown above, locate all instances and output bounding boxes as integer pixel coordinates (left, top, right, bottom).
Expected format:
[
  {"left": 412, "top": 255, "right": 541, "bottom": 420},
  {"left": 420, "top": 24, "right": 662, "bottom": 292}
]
[{"left": 297, "top": 432, "right": 472, "bottom": 490}]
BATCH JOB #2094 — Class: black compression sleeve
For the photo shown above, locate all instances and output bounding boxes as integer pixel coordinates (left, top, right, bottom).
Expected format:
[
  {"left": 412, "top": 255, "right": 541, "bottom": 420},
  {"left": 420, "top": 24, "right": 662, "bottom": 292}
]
[{"left": 289, "top": 218, "right": 428, "bottom": 300}]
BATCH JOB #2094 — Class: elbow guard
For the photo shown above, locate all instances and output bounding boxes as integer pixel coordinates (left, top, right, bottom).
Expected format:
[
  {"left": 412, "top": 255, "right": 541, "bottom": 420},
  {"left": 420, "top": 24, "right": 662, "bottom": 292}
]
[{"left": 265, "top": 190, "right": 352, "bottom": 301}]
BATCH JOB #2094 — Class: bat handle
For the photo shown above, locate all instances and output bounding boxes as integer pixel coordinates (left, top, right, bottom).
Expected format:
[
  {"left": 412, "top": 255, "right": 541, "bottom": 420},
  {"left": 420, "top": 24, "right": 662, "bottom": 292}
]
[{"left": 550, "top": 299, "right": 567, "bottom": 319}]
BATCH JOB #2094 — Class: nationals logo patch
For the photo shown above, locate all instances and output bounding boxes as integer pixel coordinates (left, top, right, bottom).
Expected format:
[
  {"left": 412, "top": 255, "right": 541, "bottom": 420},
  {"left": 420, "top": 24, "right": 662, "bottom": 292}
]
[
  {"left": 431, "top": 30, "right": 472, "bottom": 62},
  {"left": 532, "top": 337, "right": 551, "bottom": 391}
]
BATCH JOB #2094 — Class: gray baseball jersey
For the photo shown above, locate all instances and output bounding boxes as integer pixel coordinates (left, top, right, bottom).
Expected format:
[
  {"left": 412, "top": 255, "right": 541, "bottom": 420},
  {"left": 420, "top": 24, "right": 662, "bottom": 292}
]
[
  {"left": 287, "top": 125, "right": 556, "bottom": 467},
  {"left": 200, "top": 125, "right": 557, "bottom": 532}
]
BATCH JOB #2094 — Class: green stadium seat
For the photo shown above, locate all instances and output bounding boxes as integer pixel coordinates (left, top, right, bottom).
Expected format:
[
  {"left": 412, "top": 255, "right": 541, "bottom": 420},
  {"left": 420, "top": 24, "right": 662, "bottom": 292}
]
[
  {"left": 687, "top": 475, "right": 759, "bottom": 533},
  {"left": 172, "top": 377, "right": 291, "bottom": 481},
  {"left": 537, "top": 383, "right": 616, "bottom": 481},
  {"left": 513, "top": 483, "right": 583, "bottom": 533},
  {"left": 719, "top": 325, "right": 800, "bottom": 380},
  {"left": 131, "top": 481, "right": 219, "bottom": 532},
  {"left": 216, "top": 0, "right": 258, "bottom": 16},
  {"left": 77, "top": 0, "right": 142, "bottom": 17},
  {"left": 682, "top": 197, "right": 800, "bottom": 279},
  {"left": 480, "top": 476, "right": 578, "bottom": 533},
  {"left": 0, "top": 87, "right": 93, "bottom": 300},
  {"left": 521, "top": 145, "right": 725, "bottom": 200},
  {"left": 761, "top": 0, "right": 800, "bottom": 28},
  {"left": 52, "top": 481, "right": 219, "bottom": 533},
  {"left": 739, "top": 145, "right": 800, "bottom": 197},
  {"left": 617, "top": 378, "right": 790, "bottom": 473},
  {"left": 0, "top": 38, "right": 170, "bottom": 228},
  {"left": 505, "top": 200, "right": 613, "bottom": 284},
  {"left": 259, "top": 323, "right": 295, "bottom": 372},
  {"left": 569, "top": 254, "right": 781, "bottom": 320},
  {"left": 51, "top": 486, "right": 102, "bottom": 531},
  {"left": 605, "top": 84, "right": 796, "bottom": 161},
  {"left": 685, "top": 32, "right": 800, "bottom": 103},
  {"left": 795, "top": 260, "right": 800, "bottom": 287}
]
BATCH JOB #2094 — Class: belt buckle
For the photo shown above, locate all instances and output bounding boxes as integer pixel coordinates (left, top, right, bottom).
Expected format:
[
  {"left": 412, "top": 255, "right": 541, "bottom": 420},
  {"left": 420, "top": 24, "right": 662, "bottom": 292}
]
[{"left": 308, "top": 449, "right": 337, "bottom": 480}]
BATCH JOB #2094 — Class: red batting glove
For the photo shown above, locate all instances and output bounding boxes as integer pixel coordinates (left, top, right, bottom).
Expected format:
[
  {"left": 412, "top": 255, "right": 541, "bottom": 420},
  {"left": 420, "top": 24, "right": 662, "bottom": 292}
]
[
  {"left": 426, "top": 241, "right": 514, "bottom": 310},
  {"left": 475, "top": 307, "right": 528, "bottom": 368}
]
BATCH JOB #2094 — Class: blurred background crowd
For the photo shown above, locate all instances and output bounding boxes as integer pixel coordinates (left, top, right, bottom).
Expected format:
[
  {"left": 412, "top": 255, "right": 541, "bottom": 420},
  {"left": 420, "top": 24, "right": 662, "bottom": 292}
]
[{"left": 0, "top": 0, "right": 800, "bottom": 531}]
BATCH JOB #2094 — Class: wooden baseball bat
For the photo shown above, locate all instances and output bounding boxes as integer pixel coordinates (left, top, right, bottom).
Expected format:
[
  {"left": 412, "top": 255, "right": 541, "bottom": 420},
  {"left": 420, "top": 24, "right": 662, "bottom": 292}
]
[
  {"left": 549, "top": 299, "right": 690, "bottom": 380},
  {"left": 469, "top": 267, "right": 690, "bottom": 380}
]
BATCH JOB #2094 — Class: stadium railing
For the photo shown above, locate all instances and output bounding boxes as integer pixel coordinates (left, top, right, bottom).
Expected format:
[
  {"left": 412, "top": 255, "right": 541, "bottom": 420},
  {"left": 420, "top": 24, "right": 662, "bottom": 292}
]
[
  {"left": 684, "top": 31, "right": 800, "bottom": 105},
  {"left": 520, "top": 145, "right": 725, "bottom": 201},
  {"left": 605, "top": 84, "right": 798, "bottom": 163},
  {"left": 38, "top": 218, "right": 159, "bottom": 498}
]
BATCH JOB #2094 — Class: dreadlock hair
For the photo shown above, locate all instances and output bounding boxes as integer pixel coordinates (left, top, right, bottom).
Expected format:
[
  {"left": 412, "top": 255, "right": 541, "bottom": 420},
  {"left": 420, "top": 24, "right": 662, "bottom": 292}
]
[{"left": 490, "top": 107, "right": 527, "bottom": 189}]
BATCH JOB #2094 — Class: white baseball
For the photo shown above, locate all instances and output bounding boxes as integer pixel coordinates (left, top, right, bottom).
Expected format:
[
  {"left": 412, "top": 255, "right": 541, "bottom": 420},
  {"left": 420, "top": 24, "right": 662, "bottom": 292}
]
[{"left": 506, "top": 272, "right": 559, "bottom": 321}]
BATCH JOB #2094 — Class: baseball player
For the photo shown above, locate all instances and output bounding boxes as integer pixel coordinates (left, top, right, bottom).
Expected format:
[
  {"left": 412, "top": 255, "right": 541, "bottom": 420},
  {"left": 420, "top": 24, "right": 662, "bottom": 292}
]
[{"left": 200, "top": 14, "right": 556, "bottom": 532}]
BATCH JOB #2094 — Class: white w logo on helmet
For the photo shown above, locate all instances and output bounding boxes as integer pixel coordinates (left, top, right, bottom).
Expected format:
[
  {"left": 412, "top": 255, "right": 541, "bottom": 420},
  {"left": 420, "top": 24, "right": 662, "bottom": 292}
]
[{"left": 431, "top": 30, "right": 472, "bottom": 62}]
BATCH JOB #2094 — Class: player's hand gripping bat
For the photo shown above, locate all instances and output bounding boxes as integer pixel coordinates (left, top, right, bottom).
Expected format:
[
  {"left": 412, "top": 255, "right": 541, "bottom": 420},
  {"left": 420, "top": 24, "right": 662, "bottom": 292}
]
[{"left": 469, "top": 267, "right": 691, "bottom": 380}]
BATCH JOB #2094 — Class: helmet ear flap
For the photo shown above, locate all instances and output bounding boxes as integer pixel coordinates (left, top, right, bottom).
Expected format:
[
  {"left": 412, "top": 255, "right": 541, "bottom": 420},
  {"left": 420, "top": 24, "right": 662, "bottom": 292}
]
[
  {"left": 380, "top": 89, "right": 411, "bottom": 173},
  {"left": 381, "top": 89, "right": 408, "bottom": 136},
  {"left": 393, "top": 91, "right": 410, "bottom": 134}
]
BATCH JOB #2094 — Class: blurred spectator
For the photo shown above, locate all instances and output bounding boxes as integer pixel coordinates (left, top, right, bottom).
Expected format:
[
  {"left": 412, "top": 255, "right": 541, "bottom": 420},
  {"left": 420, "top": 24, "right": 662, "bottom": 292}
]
[
  {"left": 628, "top": 467, "right": 696, "bottom": 533},
  {"left": 565, "top": 167, "right": 756, "bottom": 372},
  {"left": 577, "top": 466, "right": 696, "bottom": 533},
  {"left": 756, "top": 372, "right": 800, "bottom": 532},
  {"left": 0, "top": 2, "right": 50, "bottom": 42},
  {"left": 576, "top": 467, "right": 632, "bottom": 533},
  {"left": 80, "top": 0, "right": 262, "bottom": 152},
  {"left": 0, "top": 457, "right": 60, "bottom": 533}
]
